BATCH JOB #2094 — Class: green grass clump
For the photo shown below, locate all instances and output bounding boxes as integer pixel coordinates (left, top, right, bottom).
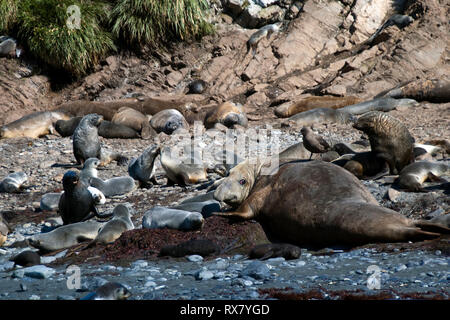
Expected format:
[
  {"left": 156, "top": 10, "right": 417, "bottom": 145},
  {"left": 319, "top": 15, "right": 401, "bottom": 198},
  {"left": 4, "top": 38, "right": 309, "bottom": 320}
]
[
  {"left": 0, "top": 0, "right": 19, "bottom": 33},
  {"left": 16, "top": 0, "right": 116, "bottom": 77},
  {"left": 110, "top": 0, "right": 214, "bottom": 46}
]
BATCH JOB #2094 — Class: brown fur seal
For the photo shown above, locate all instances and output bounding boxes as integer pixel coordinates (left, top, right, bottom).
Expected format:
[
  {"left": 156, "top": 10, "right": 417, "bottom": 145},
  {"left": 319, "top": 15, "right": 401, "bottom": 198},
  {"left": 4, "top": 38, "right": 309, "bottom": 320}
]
[
  {"left": 213, "top": 160, "right": 449, "bottom": 247},
  {"left": 128, "top": 144, "right": 160, "bottom": 187},
  {"left": 274, "top": 96, "right": 362, "bottom": 118},
  {"left": 247, "top": 23, "right": 282, "bottom": 56},
  {"left": 0, "top": 172, "right": 28, "bottom": 193},
  {"left": 204, "top": 102, "right": 248, "bottom": 129},
  {"left": 353, "top": 111, "right": 414, "bottom": 175},
  {"left": 396, "top": 161, "right": 449, "bottom": 192},
  {"left": 150, "top": 109, "right": 189, "bottom": 135},
  {"left": 10, "top": 250, "right": 41, "bottom": 267},
  {"left": 0, "top": 111, "right": 70, "bottom": 139},
  {"left": 111, "top": 107, "right": 155, "bottom": 139},
  {"left": 331, "top": 152, "right": 389, "bottom": 179},
  {"left": 380, "top": 79, "right": 450, "bottom": 103},
  {"left": 248, "top": 243, "right": 301, "bottom": 260},
  {"left": 56, "top": 116, "right": 140, "bottom": 139},
  {"left": 160, "top": 146, "right": 208, "bottom": 185},
  {"left": 159, "top": 239, "right": 220, "bottom": 258}
]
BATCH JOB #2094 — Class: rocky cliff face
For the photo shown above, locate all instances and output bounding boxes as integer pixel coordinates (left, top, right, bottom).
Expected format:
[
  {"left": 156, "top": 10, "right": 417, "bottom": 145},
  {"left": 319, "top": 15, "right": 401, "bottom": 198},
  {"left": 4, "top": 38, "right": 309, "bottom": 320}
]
[{"left": 0, "top": 0, "right": 448, "bottom": 126}]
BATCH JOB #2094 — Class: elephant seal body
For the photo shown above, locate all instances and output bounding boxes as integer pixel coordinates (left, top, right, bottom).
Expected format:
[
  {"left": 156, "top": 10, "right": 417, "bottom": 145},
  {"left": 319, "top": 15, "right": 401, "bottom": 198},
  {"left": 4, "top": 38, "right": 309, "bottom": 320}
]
[
  {"left": 382, "top": 79, "right": 450, "bottom": 103},
  {"left": 0, "top": 172, "right": 27, "bottom": 193},
  {"left": 56, "top": 117, "right": 139, "bottom": 139},
  {"left": 204, "top": 102, "right": 248, "bottom": 129},
  {"left": 29, "top": 220, "right": 105, "bottom": 252},
  {"left": 150, "top": 109, "right": 189, "bottom": 135},
  {"left": 111, "top": 107, "right": 155, "bottom": 139},
  {"left": 248, "top": 243, "right": 301, "bottom": 260},
  {"left": 88, "top": 203, "right": 134, "bottom": 246},
  {"left": 213, "top": 161, "right": 448, "bottom": 247},
  {"left": 142, "top": 206, "right": 204, "bottom": 231},
  {"left": 397, "top": 161, "right": 449, "bottom": 192},
  {"left": 128, "top": 145, "right": 160, "bottom": 187},
  {"left": 353, "top": 111, "right": 414, "bottom": 175},
  {"left": 274, "top": 96, "right": 362, "bottom": 118},
  {"left": 0, "top": 111, "right": 70, "bottom": 139},
  {"left": 160, "top": 146, "right": 208, "bottom": 185}
]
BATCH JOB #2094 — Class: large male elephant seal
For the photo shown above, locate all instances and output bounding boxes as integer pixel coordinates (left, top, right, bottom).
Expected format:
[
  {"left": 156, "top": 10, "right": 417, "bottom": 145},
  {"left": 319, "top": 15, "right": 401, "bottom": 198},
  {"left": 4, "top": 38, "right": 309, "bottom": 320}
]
[{"left": 213, "top": 160, "right": 449, "bottom": 248}]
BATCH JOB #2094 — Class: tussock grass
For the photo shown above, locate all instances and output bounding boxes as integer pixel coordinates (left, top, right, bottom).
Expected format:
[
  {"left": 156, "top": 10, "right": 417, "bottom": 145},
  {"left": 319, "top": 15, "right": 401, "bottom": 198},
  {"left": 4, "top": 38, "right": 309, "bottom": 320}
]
[{"left": 0, "top": 0, "right": 19, "bottom": 33}]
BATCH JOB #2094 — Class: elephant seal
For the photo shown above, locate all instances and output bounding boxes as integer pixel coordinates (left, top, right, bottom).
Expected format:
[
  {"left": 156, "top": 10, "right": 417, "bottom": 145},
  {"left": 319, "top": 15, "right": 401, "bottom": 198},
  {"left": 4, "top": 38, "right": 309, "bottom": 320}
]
[
  {"left": 353, "top": 111, "right": 414, "bottom": 175},
  {"left": 0, "top": 172, "right": 27, "bottom": 193},
  {"left": 159, "top": 239, "right": 220, "bottom": 258},
  {"left": 80, "top": 282, "right": 131, "bottom": 300},
  {"left": 187, "top": 80, "right": 208, "bottom": 94},
  {"left": 274, "top": 96, "right": 362, "bottom": 118},
  {"left": 247, "top": 23, "right": 282, "bottom": 56},
  {"left": 29, "top": 220, "right": 105, "bottom": 252},
  {"left": 10, "top": 250, "right": 41, "bottom": 267},
  {"left": 213, "top": 160, "right": 449, "bottom": 247},
  {"left": 248, "top": 243, "right": 301, "bottom": 260},
  {"left": 396, "top": 161, "right": 449, "bottom": 192},
  {"left": 89, "top": 176, "right": 136, "bottom": 198},
  {"left": 150, "top": 109, "right": 189, "bottom": 135},
  {"left": 128, "top": 144, "right": 160, "bottom": 187},
  {"left": 366, "top": 14, "right": 414, "bottom": 44},
  {"left": 87, "top": 203, "right": 134, "bottom": 246},
  {"left": 288, "top": 108, "right": 355, "bottom": 127},
  {"left": 380, "top": 79, "right": 450, "bottom": 103},
  {"left": 142, "top": 206, "right": 204, "bottom": 231},
  {"left": 0, "top": 111, "right": 70, "bottom": 139},
  {"left": 111, "top": 107, "right": 155, "bottom": 139},
  {"left": 300, "top": 127, "right": 331, "bottom": 160},
  {"left": 58, "top": 171, "right": 111, "bottom": 225},
  {"left": 204, "top": 102, "right": 248, "bottom": 129},
  {"left": 0, "top": 215, "right": 9, "bottom": 246},
  {"left": 55, "top": 117, "right": 140, "bottom": 139},
  {"left": 160, "top": 146, "right": 208, "bottom": 185}
]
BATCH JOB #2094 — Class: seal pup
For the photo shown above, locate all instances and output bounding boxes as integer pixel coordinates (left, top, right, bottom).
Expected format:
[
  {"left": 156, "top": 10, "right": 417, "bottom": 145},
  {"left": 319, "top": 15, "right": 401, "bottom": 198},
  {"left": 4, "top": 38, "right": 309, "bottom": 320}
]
[
  {"left": 79, "top": 157, "right": 100, "bottom": 184},
  {"left": 213, "top": 160, "right": 449, "bottom": 247},
  {"left": 128, "top": 144, "right": 160, "bottom": 187},
  {"left": 150, "top": 109, "right": 189, "bottom": 135},
  {"left": 0, "top": 111, "right": 70, "bottom": 139},
  {"left": 142, "top": 206, "right": 204, "bottom": 231},
  {"left": 366, "top": 14, "right": 414, "bottom": 44},
  {"left": 40, "top": 192, "right": 63, "bottom": 211},
  {"left": 0, "top": 172, "right": 27, "bottom": 193},
  {"left": 10, "top": 250, "right": 41, "bottom": 267},
  {"left": 80, "top": 282, "right": 131, "bottom": 300},
  {"left": 159, "top": 239, "right": 220, "bottom": 258},
  {"left": 172, "top": 200, "right": 221, "bottom": 218},
  {"left": 111, "top": 107, "right": 155, "bottom": 139},
  {"left": 274, "top": 96, "right": 362, "bottom": 118},
  {"left": 413, "top": 143, "right": 442, "bottom": 161},
  {"left": 89, "top": 176, "right": 136, "bottom": 198},
  {"left": 204, "top": 101, "right": 248, "bottom": 129},
  {"left": 353, "top": 111, "right": 415, "bottom": 175},
  {"left": 248, "top": 243, "right": 301, "bottom": 260},
  {"left": 187, "top": 79, "right": 208, "bottom": 94},
  {"left": 160, "top": 146, "right": 208, "bottom": 186},
  {"left": 300, "top": 127, "right": 331, "bottom": 160},
  {"left": 29, "top": 220, "right": 105, "bottom": 252},
  {"left": 58, "top": 171, "right": 111, "bottom": 225},
  {"left": 288, "top": 107, "right": 355, "bottom": 127},
  {"left": 396, "top": 161, "right": 449, "bottom": 192},
  {"left": 247, "top": 23, "right": 282, "bottom": 56},
  {"left": 87, "top": 203, "right": 134, "bottom": 246}
]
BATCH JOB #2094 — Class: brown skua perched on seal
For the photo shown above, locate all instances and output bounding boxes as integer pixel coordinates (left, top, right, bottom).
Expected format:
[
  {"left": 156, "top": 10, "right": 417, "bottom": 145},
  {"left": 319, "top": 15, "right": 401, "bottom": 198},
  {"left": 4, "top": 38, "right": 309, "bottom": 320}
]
[
  {"left": 213, "top": 160, "right": 449, "bottom": 248},
  {"left": 204, "top": 101, "right": 248, "bottom": 129},
  {"left": 111, "top": 107, "right": 155, "bottom": 139},
  {"left": 396, "top": 161, "right": 449, "bottom": 192},
  {"left": 274, "top": 96, "right": 362, "bottom": 118},
  {"left": 0, "top": 111, "right": 70, "bottom": 139},
  {"left": 300, "top": 127, "right": 331, "bottom": 160},
  {"left": 380, "top": 79, "right": 450, "bottom": 103},
  {"left": 353, "top": 111, "right": 415, "bottom": 175}
]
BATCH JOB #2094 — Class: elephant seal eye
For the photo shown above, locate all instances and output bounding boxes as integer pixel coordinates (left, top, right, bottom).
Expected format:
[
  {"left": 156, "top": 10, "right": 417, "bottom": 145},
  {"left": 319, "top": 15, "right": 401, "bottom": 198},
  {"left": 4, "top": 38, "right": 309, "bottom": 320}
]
[{"left": 239, "top": 179, "right": 246, "bottom": 185}]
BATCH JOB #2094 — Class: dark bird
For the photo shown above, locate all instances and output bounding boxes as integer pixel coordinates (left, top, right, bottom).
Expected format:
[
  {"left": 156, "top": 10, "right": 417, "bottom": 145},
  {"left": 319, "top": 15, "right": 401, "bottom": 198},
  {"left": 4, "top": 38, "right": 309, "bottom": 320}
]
[
  {"left": 301, "top": 127, "right": 331, "bottom": 160},
  {"left": 58, "top": 171, "right": 111, "bottom": 225}
]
